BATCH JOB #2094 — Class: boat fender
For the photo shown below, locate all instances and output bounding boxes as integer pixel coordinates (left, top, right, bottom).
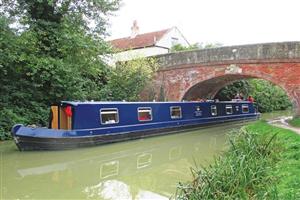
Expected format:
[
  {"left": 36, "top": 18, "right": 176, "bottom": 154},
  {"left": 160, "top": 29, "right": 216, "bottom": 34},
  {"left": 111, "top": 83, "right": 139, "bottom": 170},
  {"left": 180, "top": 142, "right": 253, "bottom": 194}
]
[{"left": 11, "top": 124, "right": 23, "bottom": 135}]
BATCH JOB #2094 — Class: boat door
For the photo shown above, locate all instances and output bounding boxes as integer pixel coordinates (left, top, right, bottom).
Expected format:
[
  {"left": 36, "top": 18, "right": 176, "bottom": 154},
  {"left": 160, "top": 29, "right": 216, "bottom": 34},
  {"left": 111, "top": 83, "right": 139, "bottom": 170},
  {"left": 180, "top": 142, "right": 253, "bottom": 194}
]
[{"left": 50, "top": 104, "right": 72, "bottom": 130}]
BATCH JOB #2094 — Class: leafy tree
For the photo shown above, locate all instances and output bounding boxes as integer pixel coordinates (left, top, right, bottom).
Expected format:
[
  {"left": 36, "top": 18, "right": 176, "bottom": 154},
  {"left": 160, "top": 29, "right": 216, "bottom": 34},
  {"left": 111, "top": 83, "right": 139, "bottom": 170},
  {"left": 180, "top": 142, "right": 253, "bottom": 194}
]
[
  {"left": 215, "top": 80, "right": 251, "bottom": 101},
  {"left": 0, "top": 0, "right": 120, "bottom": 139},
  {"left": 216, "top": 79, "right": 291, "bottom": 113},
  {"left": 1, "top": 0, "right": 120, "bottom": 35},
  {"left": 171, "top": 42, "right": 223, "bottom": 52},
  {"left": 248, "top": 79, "right": 291, "bottom": 112},
  {"left": 171, "top": 43, "right": 200, "bottom": 52},
  {"left": 101, "top": 57, "right": 158, "bottom": 101},
  {"left": 203, "top": 42, "right": 223, "bottom": 49}
]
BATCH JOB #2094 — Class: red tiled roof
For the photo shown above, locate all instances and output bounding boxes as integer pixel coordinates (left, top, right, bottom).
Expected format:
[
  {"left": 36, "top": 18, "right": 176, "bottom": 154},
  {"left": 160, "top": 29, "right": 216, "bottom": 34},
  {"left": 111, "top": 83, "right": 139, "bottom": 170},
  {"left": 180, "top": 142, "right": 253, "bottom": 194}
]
[{"left": 110, "top": 28, "right": 171, "bottom": 51}]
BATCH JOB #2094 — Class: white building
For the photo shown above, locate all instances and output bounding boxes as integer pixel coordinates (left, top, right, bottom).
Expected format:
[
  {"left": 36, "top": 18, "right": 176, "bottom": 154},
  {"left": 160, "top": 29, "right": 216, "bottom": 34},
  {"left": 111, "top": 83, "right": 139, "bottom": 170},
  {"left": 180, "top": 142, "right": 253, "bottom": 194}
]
[{"left": 108, "top": 21, "right": 190, "bottom": 65}]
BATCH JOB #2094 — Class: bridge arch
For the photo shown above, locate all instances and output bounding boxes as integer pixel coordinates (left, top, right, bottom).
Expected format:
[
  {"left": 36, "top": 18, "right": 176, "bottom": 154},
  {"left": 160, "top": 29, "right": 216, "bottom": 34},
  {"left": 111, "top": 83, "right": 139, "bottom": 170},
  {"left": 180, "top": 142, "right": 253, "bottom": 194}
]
[
  {"left": 181, "top": 72, "right": 292, "bottom": 100},
  {"left": 143, "top": 42, "right": 300, "bottom": 115},
  {"left": 182, "top": 74, "right": 255, "bottom": 100}
]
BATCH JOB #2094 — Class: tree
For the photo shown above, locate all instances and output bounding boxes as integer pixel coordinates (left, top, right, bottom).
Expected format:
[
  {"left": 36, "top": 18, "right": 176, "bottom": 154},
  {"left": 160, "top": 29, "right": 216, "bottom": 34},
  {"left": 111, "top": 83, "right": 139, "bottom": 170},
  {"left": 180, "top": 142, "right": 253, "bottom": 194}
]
[
  {"left": 171, "top": 42, "right": 223, "bottom": 52},
  {"left": 248, "top": 79, "right": 291, "bottom": 112},
  {"left": 215, "top": 80, "right": 251, "bottom": 101},
  {"left": 216, "top": 79, "right": 291, "bottom": 113},
  {"left": 1, "top": 0, "right": 120, "bottom": 35},
  {"left": 171, "top": 43, "right": 200, "bottom": 52},
  {"left": 101, "top": 57, "right": 158, "bottom": 101},
  {"left": 0, "top": 0, "right": 120, "bottom": 139}
]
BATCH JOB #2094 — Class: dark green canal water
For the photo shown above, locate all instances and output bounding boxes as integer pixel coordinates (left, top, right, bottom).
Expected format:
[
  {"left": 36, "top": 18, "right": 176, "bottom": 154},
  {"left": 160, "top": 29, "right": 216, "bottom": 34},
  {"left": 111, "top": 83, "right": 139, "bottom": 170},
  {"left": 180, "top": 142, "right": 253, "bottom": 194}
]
[{"left": 0, "top": 110, "right": 292, "bottom": 199}]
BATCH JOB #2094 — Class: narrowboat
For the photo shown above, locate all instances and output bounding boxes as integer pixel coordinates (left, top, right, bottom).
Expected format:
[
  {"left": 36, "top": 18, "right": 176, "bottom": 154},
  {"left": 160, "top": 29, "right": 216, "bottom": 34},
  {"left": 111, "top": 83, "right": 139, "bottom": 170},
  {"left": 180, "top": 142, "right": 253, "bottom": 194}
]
[{"left": 11, "top": 101, "right": 259, "bottom": 151}]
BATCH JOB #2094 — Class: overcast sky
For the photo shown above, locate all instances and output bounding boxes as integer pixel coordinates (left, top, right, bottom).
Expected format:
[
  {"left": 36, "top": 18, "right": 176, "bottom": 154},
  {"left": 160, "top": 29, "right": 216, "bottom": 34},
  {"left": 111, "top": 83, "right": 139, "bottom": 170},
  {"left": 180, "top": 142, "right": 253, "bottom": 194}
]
[{"left": 107, "top": 0, "right": 300, "bottom": 46}]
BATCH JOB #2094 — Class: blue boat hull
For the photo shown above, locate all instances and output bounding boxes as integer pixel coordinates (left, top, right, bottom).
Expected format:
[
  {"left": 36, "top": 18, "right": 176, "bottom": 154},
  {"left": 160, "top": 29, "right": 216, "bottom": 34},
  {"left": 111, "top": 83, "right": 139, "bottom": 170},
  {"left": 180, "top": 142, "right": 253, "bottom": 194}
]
[{"left": 12, "top": 113, "right": 259, "bottom": 151}]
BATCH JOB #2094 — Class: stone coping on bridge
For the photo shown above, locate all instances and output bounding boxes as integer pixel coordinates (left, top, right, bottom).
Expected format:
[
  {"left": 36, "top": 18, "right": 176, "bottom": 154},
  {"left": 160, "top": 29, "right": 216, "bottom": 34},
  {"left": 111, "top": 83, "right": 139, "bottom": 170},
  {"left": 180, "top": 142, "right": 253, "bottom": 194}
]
[{"left": 155, "top": 41, "right": 300, "bottom": 69}]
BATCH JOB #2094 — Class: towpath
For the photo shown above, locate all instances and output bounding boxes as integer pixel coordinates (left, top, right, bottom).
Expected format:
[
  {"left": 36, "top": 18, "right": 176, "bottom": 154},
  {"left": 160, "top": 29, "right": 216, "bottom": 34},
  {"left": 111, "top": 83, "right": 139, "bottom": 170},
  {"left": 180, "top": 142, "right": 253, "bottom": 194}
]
[{"left": 268, "top": 116, "right": 300, "bottom": 135}]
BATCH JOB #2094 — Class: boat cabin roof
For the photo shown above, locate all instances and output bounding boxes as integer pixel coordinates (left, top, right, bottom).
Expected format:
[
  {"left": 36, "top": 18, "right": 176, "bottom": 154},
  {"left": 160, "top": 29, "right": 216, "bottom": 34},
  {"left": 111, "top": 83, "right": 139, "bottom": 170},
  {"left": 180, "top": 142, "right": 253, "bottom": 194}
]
[{"left": 60, "top": 100, "right": 251, "bottom": 106}]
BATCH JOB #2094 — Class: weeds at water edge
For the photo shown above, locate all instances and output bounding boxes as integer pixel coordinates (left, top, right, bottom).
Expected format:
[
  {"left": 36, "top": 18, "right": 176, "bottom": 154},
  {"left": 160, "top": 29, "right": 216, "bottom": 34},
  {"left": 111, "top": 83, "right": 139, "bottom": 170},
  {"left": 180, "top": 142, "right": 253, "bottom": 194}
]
[{"left": 176, "top": 128, "right": 281, "bottom": 200}]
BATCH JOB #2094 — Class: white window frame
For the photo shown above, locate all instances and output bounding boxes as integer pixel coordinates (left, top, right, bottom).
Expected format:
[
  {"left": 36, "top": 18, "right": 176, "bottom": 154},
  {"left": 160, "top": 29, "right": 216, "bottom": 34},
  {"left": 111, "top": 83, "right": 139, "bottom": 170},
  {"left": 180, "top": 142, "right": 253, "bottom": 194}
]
[
  {"left": 100, "top": 108, "right": 119, "bottom": 125},
  {"left": 242, "top": 104, "right": 249, "bottom": 113},
  {"left": 138, "top": 107, "right": 153, "bottom": 122},
  {"left": 170, "top": 106, "right": 182, "bottom": 119},
  {"left": 226, "top": 105, "right": 233, "bottom": 115},
  {"left": 211, "top": 105, "right": 217, "bottom": 116}
]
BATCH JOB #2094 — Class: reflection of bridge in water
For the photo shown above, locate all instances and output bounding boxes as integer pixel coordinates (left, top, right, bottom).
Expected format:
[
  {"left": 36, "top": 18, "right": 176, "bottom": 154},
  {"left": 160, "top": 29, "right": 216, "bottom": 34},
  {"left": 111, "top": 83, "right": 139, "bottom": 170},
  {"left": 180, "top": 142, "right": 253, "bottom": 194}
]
[{"left": 3, "top": 123, "right": 243, "bottom": 199}]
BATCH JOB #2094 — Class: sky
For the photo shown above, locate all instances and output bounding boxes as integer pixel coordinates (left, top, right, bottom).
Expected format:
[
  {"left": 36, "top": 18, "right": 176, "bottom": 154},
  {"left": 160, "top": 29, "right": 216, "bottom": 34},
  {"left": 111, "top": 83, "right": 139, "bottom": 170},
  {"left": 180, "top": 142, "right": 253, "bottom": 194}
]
[{"left": 107, "top": 0, "right": 300, "bottom": 46}]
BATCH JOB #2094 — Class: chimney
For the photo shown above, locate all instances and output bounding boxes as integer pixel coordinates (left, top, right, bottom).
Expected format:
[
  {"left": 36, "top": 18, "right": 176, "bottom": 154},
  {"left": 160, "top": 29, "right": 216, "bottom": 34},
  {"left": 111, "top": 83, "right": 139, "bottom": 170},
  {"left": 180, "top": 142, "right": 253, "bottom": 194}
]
[{"left": 130, "top": 20, "right": 139, "bottom": 38}]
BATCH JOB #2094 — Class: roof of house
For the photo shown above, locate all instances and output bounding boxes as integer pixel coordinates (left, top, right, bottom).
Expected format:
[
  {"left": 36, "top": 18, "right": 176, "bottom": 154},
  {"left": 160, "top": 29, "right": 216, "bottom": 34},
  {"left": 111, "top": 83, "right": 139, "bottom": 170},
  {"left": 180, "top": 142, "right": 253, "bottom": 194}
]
[{"left": 110, "top": 28, "right": 171, "bottom": 51}]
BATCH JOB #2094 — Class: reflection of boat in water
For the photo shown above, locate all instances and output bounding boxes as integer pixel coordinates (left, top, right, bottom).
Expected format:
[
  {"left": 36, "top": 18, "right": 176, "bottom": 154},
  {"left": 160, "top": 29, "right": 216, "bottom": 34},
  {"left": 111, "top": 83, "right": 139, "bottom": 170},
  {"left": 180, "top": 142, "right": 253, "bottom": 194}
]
[
  {"left": 12, "top": 100, "right": 259, "bottom": 151},
  {"left": 16, "top": 130, "right": 212, "bottom": 178},
  {"left": 4, "top": 124, "right": 241, "bottom": 199}
]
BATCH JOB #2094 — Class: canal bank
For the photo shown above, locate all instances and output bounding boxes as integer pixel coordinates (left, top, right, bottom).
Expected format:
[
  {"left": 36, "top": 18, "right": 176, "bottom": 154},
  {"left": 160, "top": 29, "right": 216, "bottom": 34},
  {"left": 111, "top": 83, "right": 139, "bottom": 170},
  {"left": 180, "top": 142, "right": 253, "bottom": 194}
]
[{"left": 176, "top": 120, "right": 300, "bottom": 199}]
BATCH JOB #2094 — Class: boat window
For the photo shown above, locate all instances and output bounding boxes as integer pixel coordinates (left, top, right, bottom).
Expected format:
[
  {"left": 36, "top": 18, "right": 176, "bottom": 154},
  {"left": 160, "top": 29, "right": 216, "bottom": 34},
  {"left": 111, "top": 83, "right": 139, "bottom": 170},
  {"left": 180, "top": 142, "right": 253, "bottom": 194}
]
[
  {"left": 100, "top": 108, "right": 119, "bottom": 124},
  {"left": 211, "top": 105, "right": 217, "bottom": 116},
  {"left": 170, "top": 106, "right": 182, "bottom": 119},
  {"left": 226, "top": 105, "right": 233, "bottom": 115},
  {"left": 138, "top": 107, "right": 152, "bottom": 121},
  {"left": 242, "top": 105, "right": 249, "bottom": 113}
]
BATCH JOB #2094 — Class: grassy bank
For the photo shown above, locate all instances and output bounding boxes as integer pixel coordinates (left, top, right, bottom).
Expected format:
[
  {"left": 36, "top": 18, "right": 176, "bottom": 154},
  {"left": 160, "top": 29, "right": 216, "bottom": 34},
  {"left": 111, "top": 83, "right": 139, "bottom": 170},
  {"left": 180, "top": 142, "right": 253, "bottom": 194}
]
[
  {"left": 246, "top": 121, "right": 300, "bottom": 199},
  {"left": 288, "top": 117, "right": 300, "bottom": 128},
  {"left": 176, "top": 121, "right": 300, "bottom": 199}
]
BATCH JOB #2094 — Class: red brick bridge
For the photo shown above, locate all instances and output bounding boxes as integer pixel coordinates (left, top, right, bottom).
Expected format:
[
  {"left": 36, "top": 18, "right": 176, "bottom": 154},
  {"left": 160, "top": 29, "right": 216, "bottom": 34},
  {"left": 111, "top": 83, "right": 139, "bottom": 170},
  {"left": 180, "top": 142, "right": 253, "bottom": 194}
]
[{"left": 144, "top": 42, "right": 300, "bottom": 115}]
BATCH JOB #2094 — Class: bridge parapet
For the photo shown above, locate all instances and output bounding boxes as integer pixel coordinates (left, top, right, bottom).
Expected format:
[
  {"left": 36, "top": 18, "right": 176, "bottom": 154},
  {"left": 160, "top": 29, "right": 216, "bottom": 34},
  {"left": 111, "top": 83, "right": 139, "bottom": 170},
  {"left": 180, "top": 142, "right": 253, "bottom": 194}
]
[{"left": 156, "top": 42, "right": 300, "bottom": 69}]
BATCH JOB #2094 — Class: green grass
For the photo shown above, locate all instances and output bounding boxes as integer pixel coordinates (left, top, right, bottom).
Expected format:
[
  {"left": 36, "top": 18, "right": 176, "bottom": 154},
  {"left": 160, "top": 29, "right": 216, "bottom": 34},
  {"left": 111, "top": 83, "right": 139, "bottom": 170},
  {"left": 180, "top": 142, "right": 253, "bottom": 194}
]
[
  {"left": 288, "top": 117, "right": 300, "bottom": 128},
  {"left": 176, "top": 121, "right": 300, "bottom": 199},
  {"left": 246, "top": 121, "right": 300, "bottom": 199}
]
